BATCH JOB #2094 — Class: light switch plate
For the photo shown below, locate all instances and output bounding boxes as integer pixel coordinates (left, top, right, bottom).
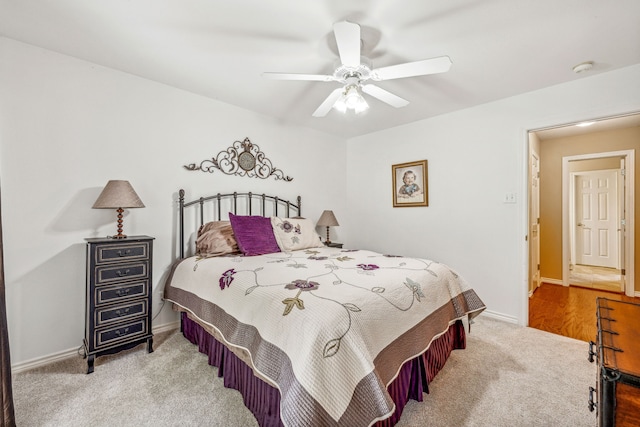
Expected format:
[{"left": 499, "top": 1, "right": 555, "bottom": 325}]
[{"left": 503, "top": 192, "right": 517, "bottom": 204}]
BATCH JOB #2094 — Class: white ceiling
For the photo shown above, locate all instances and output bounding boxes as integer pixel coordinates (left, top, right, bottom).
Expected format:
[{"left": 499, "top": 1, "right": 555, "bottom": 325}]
[{"left": 1, "top": 0, "right": 639, "bottom": 139}]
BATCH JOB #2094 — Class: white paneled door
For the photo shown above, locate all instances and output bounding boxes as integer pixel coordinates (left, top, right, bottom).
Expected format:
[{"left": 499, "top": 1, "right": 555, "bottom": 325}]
[{"left": 575, "top": 170, "right": 619, "bottom": 268}]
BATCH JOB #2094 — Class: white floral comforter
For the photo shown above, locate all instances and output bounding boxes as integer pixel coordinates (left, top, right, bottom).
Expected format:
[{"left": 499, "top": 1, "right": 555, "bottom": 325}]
[{"left": 164, "top": 247, "right": 485, "bottom": 426}]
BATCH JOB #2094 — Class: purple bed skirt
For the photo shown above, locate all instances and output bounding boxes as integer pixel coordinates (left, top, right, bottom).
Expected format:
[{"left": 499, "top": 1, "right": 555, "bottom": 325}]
[{"left": 181, "top": 312, "right": 466, "bottom": 426}]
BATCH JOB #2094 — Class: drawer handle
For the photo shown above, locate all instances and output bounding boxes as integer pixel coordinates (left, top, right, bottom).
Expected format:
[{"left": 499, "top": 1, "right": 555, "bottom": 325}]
[
  {"left": 115, "top": 327, "right": 130, "bottom": 337},
  {"left": 117, "top": 249, "right": 132, "bottom": 257},
  {"left": 116, "top": 269, "right": 131, "bottom": 277},
  {"left": 588, "top": 386, "right": 596, "bottom": 412},
  {"left": 588, "top": 341, "right": 596, "bottom": 363},
  {"left": 115, "top": 288, "right": 131, "bottom": 297},
  {"left": 114, "top": 308, "right": 131, "bottom": 317}
]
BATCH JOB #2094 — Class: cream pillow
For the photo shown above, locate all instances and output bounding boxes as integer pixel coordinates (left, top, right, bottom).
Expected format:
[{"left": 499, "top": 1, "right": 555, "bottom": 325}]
[
  {"left": 195, "top": 221, "right": 241, "bottom": 257},
  {"left": 270, "top": 217, "right": 324, "bottom": 251}
]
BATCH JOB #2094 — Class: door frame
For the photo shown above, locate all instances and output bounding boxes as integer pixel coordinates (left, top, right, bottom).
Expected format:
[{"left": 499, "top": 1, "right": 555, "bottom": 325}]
[
  {"left": 562, "top": 150, "right": 635, "bottom": 296},
  {"left": 528, "top": 149, "right": 541, "bottom": 296}
]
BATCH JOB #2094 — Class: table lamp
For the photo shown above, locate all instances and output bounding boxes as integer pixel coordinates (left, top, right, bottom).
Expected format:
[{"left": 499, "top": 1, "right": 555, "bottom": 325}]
[
  {"left": 92, "top": 180, "right": 145, "bottom": 239},
  {"left": 317, "top": 210, "right": 339, "bottom": 244}
]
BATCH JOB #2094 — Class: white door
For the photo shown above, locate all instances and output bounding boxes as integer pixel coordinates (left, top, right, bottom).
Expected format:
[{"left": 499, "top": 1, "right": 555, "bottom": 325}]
[
  {"left": 529, "top": 152, "right": 540, "bottom": 294},
  {"left": 575, "top": 170, "right": 619, "bottom": 268}
]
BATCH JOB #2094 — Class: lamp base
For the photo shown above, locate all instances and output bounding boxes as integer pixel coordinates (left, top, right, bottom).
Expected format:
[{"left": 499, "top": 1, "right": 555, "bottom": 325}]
[
  {"left": 325, "top": 226, "right": 331, "bottom": 245},
  {"left": 112, "top": 208, "right": 128, "bottom": 239}
]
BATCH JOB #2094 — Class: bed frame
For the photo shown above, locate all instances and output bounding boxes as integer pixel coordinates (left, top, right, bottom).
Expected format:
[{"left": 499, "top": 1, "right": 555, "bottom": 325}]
[
  {"left": 172, "top": 189, "right": 466, "bottom": 426},
  {"left": 177, "top": 189, "right": 301, "bottom": 259}
]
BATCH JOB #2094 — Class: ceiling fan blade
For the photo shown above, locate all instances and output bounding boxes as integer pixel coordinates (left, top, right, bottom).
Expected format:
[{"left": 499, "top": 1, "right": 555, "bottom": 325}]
[
  {"left": 312, "top": 88, "right": 344, "bottom": 117},
  {"left": 262, "top": 72, "right": 334, "bottom": 82},
  {"left": 372, "top": 56, "right": 452, "bottom": 81},
  {"left": 333, "top": 21, "right": 361, "bottom": 68},
  {"left": 361, "top": 84, "right": 409, "bottom": 108}
]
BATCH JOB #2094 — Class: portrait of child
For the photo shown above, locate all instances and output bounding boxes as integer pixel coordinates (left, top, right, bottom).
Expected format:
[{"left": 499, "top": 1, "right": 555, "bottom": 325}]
[
  {"left": 398, "top": 170, "right": 421, "bottom": 198},
  {"left": 393, "top": 160, "right": 428, "bottom": 207}
]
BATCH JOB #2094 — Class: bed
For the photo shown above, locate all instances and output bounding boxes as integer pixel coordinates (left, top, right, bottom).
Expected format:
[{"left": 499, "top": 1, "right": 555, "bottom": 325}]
[{"left": 164, "top": 190, "right": 485, "bottom": 426}]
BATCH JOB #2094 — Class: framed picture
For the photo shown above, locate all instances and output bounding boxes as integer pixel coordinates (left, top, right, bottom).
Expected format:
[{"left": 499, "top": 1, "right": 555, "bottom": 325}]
[{"left": 392, "top": 160, "right": 428, "bottom": 207}]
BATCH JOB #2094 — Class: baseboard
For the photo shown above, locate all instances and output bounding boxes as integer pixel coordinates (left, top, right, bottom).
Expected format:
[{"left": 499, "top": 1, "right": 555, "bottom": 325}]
[
  {"left": 11, "top": 347, "right": 81, "bottom": 375},
  {"left": 153, "top": 320, "right": 180, "bottom": 334},
  {"left": 11, "top": 321, "right": 180, "bottom": 374},
  {"left": 479, "top": 309, "right": 518, "bottom": 324},
  {"left": 540, "top": 277, "right": 563, "bottom": 286}
]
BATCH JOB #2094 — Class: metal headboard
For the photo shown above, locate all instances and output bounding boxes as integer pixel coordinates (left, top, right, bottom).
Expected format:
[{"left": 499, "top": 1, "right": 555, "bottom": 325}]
[{"left": 178, "top": 189, "right": 302, "bottom": 258}]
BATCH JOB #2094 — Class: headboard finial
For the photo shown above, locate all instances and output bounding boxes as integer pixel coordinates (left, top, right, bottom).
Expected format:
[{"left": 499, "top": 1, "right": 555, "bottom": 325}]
[{"left": 179, "top": 189, "right": 185, "bottom": 259}]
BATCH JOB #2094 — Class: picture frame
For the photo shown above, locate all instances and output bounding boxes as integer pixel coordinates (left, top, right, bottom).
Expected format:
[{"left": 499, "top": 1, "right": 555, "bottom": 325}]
[{"left": 392, "top": 160, "right": 428, "bottom": 207}]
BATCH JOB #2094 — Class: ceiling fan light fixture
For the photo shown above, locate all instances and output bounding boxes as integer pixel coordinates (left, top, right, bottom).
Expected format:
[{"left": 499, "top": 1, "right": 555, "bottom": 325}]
[
  {"left": 333, "top": 98, "right": 347, "bottom": 113},
  {"left": 354, "top": 94, "right": 369, "bottom": 114},
  {"left": 333, "top": 85, "right": 369, "bottom": 114},
  {"left": 344, "top": 86, "right": 361, "bottom": 108}
]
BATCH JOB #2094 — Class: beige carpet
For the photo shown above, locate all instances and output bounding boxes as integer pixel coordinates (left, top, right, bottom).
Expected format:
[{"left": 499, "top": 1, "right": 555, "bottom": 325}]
[{"left": 13, "top": 317, "right": 596, "bottom": 426}]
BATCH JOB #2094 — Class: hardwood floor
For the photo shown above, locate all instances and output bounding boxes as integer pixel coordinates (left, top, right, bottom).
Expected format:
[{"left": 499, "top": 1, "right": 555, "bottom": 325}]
[{"left": 529, "top": 283, "right": 638, "bottom": 342}]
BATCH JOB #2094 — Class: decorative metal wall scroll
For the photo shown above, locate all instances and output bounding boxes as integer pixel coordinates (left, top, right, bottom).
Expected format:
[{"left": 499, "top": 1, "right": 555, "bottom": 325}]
[{"left": 184, "top": 138, "right": 293, "bottom": 182}]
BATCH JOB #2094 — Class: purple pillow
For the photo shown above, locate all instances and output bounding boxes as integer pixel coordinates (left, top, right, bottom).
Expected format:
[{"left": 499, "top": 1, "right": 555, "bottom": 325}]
[{"left": 229, "top": 213, "right": 281, "bottom": 256}]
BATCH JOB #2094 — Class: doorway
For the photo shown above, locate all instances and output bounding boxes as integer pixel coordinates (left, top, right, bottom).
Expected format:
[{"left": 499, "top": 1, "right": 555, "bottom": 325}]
[
  {"left": 562, "top": 150, "right": 634, "bottom": 296},
  {"left": 526, "top": 113, "right": 640, "bottom": 339},
  {"left": 527, "top": 114, "right": 639, "bottom": 302},
  {"left": 568, "top": 166, "right": 625, "bottom": 292}
]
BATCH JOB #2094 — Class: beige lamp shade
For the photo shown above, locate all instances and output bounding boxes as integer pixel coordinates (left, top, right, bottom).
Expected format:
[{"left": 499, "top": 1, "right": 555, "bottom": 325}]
[
  {"left": 317, "top": 210, "right": 339, "bottom": 244},
  {"left": 317, "top": 210, "right": 339, "bottom": 227},
  {"left": 93, "top": 180, "right": 145, "bottom": 239},
  {"left": 93, "top": 180, "right": 145, "bottom": 209}
]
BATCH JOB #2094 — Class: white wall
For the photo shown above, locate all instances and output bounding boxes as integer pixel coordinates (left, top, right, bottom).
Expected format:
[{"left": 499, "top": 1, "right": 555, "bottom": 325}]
[
  {"left": 0, "top": 37, "right": 346, "bottom": 365},
  {"left": 345, "top": 64, "right": 640, "bottom": 324}
]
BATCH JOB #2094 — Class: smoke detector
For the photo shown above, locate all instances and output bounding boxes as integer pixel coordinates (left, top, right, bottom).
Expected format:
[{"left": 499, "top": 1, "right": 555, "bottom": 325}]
[{"left": 572, "top": 61, "right": 594, "bottom": 74}]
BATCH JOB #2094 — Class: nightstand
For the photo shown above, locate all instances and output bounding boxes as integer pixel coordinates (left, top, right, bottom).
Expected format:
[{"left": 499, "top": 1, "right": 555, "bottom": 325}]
[
  {"left": 325, "top": 242, "right": 343, "bottom": 248},
  {"left": 83, "top": 235, "right": 154, "bottom": 373}
]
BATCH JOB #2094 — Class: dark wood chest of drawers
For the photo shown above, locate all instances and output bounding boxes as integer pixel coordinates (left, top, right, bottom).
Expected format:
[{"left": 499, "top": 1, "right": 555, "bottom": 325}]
[
  {"left": 83, "top": 236, "right": 154, "bottom": 373},
  {"left": 589, "top": 298, "right": 640, "bottom": 426}
]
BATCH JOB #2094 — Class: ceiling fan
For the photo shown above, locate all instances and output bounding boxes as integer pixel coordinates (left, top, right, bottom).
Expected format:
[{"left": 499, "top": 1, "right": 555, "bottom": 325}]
[{"left": 262, "top": 21, "right": 452, "bottom": 117}]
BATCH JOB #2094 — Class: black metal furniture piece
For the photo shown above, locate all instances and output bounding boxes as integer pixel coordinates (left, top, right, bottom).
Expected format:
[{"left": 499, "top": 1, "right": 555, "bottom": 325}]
[
  {"left": 589, "top": 298, "right": 640, "bottom": 426},
  {"left": 83, "top": 235, "right": 154, "bottom": 373}
]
